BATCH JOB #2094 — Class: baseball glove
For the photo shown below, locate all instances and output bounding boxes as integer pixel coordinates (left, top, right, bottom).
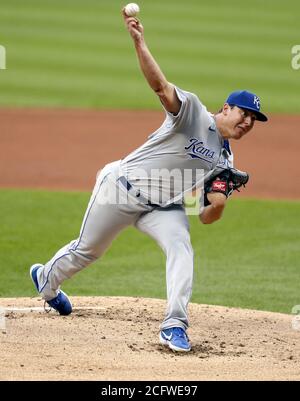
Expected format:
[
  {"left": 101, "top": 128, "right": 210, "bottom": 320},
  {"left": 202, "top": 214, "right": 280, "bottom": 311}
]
[{"left": 203, "top": 168, "right": 249, "bottom": 206}]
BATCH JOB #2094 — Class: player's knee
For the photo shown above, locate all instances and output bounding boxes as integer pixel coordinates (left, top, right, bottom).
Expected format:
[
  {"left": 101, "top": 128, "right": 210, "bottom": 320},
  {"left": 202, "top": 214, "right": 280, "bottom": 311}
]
[{"left": 69, "top": 248, "right": 98, "bottom": 267}]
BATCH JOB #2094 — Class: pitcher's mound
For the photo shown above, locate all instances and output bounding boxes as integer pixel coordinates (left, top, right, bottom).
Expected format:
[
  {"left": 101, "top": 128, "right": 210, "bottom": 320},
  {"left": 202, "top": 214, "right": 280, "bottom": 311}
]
[{"left": 0, "top": 296, "right": 299, "bottom": 381}]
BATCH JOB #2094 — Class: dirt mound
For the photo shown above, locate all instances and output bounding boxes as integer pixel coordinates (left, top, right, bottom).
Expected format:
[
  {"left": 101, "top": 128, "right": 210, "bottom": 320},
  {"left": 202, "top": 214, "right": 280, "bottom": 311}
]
[{"left": 0, "top": 296, "right": 299, "bottom": 381}]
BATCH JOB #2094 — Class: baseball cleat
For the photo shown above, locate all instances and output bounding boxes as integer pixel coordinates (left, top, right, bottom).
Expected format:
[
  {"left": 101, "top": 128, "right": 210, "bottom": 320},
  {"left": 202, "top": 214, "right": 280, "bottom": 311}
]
[
  {"left": 46, "top": 291, "right": 73, "bottom": 316},
  {"left": 159, "top": 327, "right": 191, "bottom": 352},
  {"left": 30, "top": 264, "right": 72, "bottom": 316}
]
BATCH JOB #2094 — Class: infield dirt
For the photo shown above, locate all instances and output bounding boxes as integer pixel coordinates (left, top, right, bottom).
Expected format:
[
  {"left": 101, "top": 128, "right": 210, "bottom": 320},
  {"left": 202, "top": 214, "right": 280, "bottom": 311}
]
[
  {"left": 1, "top": 296, "right": 300, "bottom": 381},
  {"left": 0, "top": 109, "right": 299, "bottom": 199},
  {"left": 0, "top": 109, "right": 299, "bottom": 381}
]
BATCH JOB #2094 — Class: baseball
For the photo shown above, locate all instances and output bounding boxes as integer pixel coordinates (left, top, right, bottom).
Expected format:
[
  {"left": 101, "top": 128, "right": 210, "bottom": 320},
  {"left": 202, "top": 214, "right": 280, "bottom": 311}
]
[{"left": 124, "top": 3, "right": 140, "bottom": 17}]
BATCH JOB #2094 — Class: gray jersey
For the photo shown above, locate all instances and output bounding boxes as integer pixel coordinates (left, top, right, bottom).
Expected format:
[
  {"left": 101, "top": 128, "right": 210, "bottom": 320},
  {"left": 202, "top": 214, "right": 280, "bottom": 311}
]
[{"left": 120, "top": 87, "right": 226, "bottom": 205}]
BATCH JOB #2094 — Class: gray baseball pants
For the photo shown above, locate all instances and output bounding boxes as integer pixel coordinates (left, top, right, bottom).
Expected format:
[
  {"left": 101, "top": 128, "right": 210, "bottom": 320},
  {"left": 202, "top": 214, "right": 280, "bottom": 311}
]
[{"left": 36, "top": 161, "right": 194, "bottom": 330}]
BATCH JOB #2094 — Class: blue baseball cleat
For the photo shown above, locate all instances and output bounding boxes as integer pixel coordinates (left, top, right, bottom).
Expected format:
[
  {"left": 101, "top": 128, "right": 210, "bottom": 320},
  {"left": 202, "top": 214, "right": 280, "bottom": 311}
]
[
  {"left": 30, "top": 263, "right": 72, "bottom": 316},
  {"left": 159, "top": 327, "right": 191, "bottom": 352}
]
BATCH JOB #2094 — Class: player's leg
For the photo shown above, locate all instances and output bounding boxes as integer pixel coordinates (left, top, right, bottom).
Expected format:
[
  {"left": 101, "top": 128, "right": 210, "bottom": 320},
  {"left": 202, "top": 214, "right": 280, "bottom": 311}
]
[
  {"left": 136, "top": 204, "right": 194, "bottom": 350},
  {"left": 31, "top": 169, "right": 145, "bottom": 305}
]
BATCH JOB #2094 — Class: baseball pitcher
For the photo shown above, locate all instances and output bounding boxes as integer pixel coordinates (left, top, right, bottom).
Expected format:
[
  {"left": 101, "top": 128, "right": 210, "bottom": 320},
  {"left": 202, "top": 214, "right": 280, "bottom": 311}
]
[{"left": 29, "top": 9, "right": 268, "bottom": 352}]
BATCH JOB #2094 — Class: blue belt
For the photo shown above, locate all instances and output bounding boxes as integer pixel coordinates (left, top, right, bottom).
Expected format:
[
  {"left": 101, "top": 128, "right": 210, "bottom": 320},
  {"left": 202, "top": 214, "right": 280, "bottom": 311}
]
[{"left": 118, "top": 176, "right": 160, "bottom": 207}]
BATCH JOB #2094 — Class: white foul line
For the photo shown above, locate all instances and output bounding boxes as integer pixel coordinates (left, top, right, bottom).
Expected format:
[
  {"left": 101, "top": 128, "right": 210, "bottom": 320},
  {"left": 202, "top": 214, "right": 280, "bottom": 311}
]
[{"left": 1, "top": 306, "right": 106, "bottom": 313}]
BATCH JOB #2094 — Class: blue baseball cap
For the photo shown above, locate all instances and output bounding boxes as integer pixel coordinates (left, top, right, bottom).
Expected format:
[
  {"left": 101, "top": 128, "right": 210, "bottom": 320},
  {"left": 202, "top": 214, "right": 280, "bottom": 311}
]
[{"left": 226, "top": 90, "right": 268, "bottom": 122}]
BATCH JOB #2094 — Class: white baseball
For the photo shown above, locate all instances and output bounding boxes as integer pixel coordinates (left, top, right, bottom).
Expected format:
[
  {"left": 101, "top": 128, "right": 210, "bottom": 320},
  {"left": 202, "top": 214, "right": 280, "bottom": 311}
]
[{"left": 124, "top": 3, "right": 140, "bottom": 17}]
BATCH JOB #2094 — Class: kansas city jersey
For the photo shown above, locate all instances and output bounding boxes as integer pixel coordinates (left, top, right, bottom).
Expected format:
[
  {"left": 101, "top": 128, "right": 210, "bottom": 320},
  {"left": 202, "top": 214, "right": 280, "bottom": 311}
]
[{"left": 120, "top": 87, "right": 226, "bottom": 205}]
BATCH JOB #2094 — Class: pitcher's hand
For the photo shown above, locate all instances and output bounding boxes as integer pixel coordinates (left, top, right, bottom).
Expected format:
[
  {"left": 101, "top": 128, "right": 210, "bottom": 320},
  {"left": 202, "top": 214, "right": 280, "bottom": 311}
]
[{"left": 122, "top": 8, "right": 144, "bottom": 43}]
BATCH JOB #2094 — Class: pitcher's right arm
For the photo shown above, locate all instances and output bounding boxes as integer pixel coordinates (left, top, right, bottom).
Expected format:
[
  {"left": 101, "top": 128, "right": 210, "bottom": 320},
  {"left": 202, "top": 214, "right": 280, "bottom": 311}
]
[{"left": 123, "top": 10, "right": 181, "bottom": 115}]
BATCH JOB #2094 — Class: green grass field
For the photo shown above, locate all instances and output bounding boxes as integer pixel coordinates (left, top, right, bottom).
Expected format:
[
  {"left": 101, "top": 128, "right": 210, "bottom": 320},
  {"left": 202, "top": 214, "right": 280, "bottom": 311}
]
[
  {"left": 0, "top": 189, "right": 299, "bottom": 314},
  {"left": 0, "top": 0, "right": 299, "bottom": 112}
]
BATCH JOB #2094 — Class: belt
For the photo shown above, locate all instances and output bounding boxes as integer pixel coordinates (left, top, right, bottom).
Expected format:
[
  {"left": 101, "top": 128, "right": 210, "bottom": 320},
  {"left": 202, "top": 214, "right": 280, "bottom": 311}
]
[{"left": 118, "top": 176, "right": 160, "bottom": 207}]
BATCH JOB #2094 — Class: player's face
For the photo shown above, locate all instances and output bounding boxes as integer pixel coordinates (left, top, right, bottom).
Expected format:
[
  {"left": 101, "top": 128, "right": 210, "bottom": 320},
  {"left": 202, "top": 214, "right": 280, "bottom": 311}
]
[{"left": 225, "top": 105, "right": 256, "bottom": 139}]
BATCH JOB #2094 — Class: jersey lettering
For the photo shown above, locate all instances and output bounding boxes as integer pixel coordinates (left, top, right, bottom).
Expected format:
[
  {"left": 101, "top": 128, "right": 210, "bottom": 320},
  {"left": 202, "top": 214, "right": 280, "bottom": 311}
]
[{"left": 185, "top": 138, "right": 215, "bottom": 160}]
